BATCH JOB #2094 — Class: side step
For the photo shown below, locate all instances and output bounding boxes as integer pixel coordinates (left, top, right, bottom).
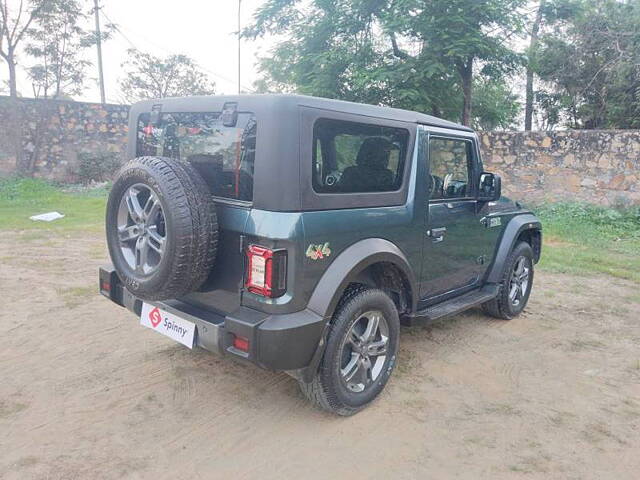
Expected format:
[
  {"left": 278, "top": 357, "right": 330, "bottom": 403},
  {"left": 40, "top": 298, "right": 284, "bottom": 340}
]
[{"left": 404, "top": 285, "right": 499, "bottom": 326}]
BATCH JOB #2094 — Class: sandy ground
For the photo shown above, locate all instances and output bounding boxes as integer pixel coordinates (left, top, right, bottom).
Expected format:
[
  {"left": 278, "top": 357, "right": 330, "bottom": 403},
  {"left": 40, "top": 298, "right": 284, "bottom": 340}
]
[{"left": 1, "top": 229, "right": 639, "bottom": 480}]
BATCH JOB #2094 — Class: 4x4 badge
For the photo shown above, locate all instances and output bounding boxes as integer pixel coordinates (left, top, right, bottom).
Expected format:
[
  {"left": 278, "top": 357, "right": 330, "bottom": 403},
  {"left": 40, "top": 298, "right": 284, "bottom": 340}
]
[{"left": 306, "top": 242, "right": 331, "bottom": 260}]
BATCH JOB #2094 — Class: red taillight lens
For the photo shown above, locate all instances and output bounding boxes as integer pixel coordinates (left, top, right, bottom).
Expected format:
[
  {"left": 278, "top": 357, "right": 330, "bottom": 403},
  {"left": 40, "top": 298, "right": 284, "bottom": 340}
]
[
  {"left": 245, "top": 245, "right": 287, "bottom": 298},
  {"left": 232, "top": 335, "right": 250, "bottom": 352}
]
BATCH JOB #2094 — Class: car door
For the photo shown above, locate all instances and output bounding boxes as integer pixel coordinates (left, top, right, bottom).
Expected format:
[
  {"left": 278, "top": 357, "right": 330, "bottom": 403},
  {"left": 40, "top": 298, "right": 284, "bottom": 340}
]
[{"left": 419, "top": 131, "right": 489, "bottom": 302}]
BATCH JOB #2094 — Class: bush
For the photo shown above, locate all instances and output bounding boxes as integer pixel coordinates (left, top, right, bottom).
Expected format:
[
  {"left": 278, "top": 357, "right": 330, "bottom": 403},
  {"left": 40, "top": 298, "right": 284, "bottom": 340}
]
[
  {"left": 76, "top": 152, "right": 121, "bottom": 184},
  {"left": 535, "top": 202, "right": 640, "bottom": 231}
]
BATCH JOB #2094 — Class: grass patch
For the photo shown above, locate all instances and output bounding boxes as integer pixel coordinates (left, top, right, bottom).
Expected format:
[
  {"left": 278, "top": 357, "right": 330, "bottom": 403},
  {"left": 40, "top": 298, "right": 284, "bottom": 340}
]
[
  {"left": 0, "top": 177, "right": 107, "bottom": 232},
  {"left": 534, "top": 202, "right": 640, "bottom": 283},
  {"left": 58, "top": 286, "right": 96, "bottom": 308}
]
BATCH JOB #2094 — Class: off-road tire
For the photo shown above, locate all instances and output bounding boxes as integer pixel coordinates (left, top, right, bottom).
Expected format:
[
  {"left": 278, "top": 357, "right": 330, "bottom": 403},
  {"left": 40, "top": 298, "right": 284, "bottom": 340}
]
[
  {"left": 482, "top": 241, "right": 534, "bottom": 320},
  {"left": 299, "top": 286, "right": 400, "bottom": 416},
  {"left": 106, "top": 156, "right": 218, "bottom": 301}
]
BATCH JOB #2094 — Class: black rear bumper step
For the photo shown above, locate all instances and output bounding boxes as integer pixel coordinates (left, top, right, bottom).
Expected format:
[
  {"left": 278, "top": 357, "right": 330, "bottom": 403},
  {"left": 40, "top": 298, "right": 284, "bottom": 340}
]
[{"left": 405, "top": 285, "right": 499, "bottom": 326}]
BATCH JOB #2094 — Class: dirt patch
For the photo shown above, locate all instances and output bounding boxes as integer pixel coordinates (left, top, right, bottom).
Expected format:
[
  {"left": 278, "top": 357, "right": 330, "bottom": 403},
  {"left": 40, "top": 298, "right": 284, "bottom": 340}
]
[{"left": 1, "top": 230, "right": 639, "bottom": 479}]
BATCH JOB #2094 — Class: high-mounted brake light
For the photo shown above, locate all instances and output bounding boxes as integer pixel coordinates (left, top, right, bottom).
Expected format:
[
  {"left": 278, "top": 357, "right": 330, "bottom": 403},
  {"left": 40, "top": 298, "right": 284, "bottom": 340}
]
[{"left": 245, "top": 245, "right": 287, "bottom": 298}]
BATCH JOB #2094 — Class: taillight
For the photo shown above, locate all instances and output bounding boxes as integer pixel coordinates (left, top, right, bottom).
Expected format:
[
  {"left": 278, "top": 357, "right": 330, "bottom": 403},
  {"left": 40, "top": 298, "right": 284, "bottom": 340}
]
[
  {"left": 100, "top": 280, "right": 111, "bottom": 293},
  {"left": 232, "top": 335, "right": 250, "bottom": 352},
  {"left": 245, "top": 245, "right": 287, "bottom": 298}
]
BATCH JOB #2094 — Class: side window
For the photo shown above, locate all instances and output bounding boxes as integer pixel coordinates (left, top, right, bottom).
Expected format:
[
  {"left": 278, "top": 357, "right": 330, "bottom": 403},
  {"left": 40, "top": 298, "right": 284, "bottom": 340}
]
[
  {"left": 428, "top": 137, "right": 473, "bottom": 200},
  {"left": 312, "top": 118, "right": 409, "bottom": 193}
]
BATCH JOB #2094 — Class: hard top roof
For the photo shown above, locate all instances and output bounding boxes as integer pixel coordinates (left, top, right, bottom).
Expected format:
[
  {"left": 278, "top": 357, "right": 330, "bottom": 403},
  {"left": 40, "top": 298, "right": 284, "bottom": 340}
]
[{"left": 131, "top": 94, "right": 473, "bottom": 132}]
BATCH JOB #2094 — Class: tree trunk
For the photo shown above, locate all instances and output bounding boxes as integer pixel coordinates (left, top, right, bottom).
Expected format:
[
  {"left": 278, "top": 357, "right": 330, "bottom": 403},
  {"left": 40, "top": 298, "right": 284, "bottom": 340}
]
[
  {"left": 525, "top": 0, "right": 545, "bottom": 131},
  {"left": 458, "top": 57, "right": 474, "bottom": 126},
  {"left": 7, "top": 48, "right": 18, "bottom": 97}
]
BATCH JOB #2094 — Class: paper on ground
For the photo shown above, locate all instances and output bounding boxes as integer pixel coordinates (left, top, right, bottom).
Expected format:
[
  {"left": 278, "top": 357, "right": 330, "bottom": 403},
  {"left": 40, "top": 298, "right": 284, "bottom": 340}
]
[{"left": 29, "top": 211, "right": 65, "bottom": 222}]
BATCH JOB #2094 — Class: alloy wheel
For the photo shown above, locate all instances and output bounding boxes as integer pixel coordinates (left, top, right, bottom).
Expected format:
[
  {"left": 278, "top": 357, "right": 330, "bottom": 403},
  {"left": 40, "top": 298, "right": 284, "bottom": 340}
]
[
  {"left": 339, "top": 310, "right": 389, "bottom": 393},
  {"left": 116, "top": 184, "right": 166, "bottom": 275},
  {"left": 509, "top": 256, "right": 530, "bottom": 307}
]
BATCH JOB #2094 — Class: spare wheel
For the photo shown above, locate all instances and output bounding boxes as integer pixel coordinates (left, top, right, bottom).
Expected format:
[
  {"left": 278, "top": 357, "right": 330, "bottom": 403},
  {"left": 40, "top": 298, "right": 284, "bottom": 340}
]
[{"left": 106, "top": 156, "right": 218, "bottom": 301}]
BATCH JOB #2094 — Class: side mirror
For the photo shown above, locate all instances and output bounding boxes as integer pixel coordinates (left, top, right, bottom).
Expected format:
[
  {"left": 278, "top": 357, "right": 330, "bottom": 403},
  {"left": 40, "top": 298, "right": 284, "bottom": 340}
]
[{"left": 478, "top": 172, "right": 501, "bottom": 202}]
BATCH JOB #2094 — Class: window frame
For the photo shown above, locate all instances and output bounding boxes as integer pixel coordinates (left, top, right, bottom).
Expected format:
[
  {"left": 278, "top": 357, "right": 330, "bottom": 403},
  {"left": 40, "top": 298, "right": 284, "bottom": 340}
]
[
  {"left": 426, "top": 133, "right": 479, "bottom": 203},
  {"left": 300, "top": 106, "right": 416, "bottom": 211}
]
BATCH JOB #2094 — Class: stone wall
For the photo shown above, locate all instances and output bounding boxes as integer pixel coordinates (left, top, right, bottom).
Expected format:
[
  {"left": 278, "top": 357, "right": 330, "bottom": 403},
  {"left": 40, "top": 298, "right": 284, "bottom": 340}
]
[
  {"left": 0, "top": 96, "right": 638, "bottom": 205},
  {"left": 480, "top": 131, "right": 640, "bottom": 206},
  {"left": 0, "top": 96, "right": 129, "bottom": 182}
]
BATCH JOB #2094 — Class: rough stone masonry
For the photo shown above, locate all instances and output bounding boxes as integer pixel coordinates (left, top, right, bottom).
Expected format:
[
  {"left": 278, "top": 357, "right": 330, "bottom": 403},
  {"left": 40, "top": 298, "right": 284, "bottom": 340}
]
[
  {"left": 0, "top": 96, "right": 638, "bottom": 205},
  {"left": 480, "top": 131, "right": 640, "bottom": 206}
]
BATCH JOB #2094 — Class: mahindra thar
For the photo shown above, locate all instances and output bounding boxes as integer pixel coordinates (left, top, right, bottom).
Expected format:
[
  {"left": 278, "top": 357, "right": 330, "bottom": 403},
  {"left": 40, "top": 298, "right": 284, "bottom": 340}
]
[{"left": 100, "top": 94, "right": 542, "bottom": 415}]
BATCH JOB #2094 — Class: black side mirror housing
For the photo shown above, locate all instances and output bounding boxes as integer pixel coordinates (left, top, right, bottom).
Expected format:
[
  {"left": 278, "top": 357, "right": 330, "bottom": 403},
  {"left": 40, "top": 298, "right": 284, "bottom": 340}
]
[{"left": 478, "top": 172, "right": 501, "bottom": 202}]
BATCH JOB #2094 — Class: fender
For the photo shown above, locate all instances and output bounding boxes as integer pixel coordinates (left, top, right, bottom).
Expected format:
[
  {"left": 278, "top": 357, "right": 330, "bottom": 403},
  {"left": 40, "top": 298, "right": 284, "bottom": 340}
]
[
  {"left": 307, "top": 238, "right": 419, "bottom": 320},
  {"left": 486, "top": 213, "right": 542, "bottom": 284}
]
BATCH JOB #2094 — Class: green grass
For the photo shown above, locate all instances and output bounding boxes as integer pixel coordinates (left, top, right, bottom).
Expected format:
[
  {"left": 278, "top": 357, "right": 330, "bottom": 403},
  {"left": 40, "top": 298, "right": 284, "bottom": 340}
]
[
  {"left": 58, "top": 285, "right": 97, "bottom": 308},
  {"left": 0, "top": 177, "right": 107, "bottom": 232},
  {"left": 534, "top": 202, "right": 640, "bottom": 283},
  {"left": 1, "top": 178, "right": 639, "bottom": 283}
]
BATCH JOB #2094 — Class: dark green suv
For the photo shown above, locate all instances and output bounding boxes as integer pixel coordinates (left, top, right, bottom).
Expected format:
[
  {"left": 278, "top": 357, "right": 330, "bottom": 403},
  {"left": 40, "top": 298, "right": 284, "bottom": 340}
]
[{"left": 100, "top": 94, "right": 542, "bottom": 415}]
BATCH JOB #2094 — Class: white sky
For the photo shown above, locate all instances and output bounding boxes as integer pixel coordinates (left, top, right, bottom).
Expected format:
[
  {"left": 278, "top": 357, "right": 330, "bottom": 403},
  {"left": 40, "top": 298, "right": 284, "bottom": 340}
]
[{"left": 1, "top": 0, "right": 272, "bottom": 103}]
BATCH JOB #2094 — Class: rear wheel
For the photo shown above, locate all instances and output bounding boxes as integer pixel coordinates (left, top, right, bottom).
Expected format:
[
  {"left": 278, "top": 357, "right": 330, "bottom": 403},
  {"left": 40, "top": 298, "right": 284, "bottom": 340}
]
[
  {"left": 299, "top": 287, "right": 400, "bottom": 416},
  {"left": 482, "top": 241, "right": 534, "bottom": 320}
]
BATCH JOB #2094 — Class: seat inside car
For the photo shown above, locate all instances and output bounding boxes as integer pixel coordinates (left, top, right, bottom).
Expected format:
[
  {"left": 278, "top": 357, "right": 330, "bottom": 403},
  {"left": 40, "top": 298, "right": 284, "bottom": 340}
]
[{"left": 339, "top": 137, "right": 395, "bottom": 192}]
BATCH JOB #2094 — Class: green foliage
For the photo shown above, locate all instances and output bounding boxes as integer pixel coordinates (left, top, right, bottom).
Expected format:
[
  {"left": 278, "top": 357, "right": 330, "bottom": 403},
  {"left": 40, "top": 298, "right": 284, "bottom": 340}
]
[
  {"left": 76, "top": 152, "right": 121, "bottom": 184},
  {"left": 246, "top": 0, "right": 525, "bottom": 127},
  {"left": 0, "top": 177, "right": 107, "bottom": 232},
  {"left": 119, "top": 49, "right": 216, "bottom": 103},
  {"left": 535, "top": 0, "right": 640, "bottom": 129},
  {"left": 24, "top": 0, "right": 107, "bottom": 99},
  {"left": 535, "top": 202, "right": 640, "bottom": 282},
  {"left": 472, "top": 76, "right": 521, "bottom": 130}
]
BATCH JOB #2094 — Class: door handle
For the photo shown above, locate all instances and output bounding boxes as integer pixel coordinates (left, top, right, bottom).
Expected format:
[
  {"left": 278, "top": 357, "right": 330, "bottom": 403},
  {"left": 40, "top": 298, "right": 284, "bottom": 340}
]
[{"left": 428, "top": 227, "right": 447, "bottom": 243}]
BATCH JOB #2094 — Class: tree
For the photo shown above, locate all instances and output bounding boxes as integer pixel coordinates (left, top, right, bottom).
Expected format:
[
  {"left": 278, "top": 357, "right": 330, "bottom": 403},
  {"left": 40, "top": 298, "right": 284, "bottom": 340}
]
[
  {"left": 0, "top": 0, "right": 44, "bottom": 97},
  {"left": 535, "top": 0, "right": 640, "bottom": 129},
  {"left": 25, "top": 0, "right": 105, "bottom": 99},
  {"left": 473, "top": 76, "right": 521, "bottom": 130},
  {"left": 246, "top": 0, "right": 525, "bottom": 127},
  {"left": 119, "top": 49, "right": 216, "bottom": 102},
  {"left": 405, "top": 0, "right": 526, "bottom": 126},
  {"left": 524, "top": 0, "right": 545, "bottom": 130}
]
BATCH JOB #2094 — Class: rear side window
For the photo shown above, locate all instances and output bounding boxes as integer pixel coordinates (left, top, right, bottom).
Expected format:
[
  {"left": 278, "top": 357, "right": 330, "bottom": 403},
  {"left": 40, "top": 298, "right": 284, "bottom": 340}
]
[
  {"left": 137, "top": 112, "right": 257, "bottom": 202},
  {"left": 312, "top": 118, "right": 409, "bottom": 193}
]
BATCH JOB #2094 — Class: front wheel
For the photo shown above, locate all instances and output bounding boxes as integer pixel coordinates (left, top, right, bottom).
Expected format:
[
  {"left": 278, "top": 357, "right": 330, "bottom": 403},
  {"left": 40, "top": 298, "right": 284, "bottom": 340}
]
[
  {"left": 299, "top": 286, "right": 400, "bottom": 416},
  {"left": 482, "top": 241, "right": 535, "bottom": 320}
]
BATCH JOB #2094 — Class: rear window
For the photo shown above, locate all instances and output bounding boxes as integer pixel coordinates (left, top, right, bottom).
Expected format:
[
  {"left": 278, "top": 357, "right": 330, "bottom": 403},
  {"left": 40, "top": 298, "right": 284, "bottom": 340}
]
[
  {"left": 137, "top": 112, "right": 257, "bottom": 202},
  {"left": 312, "top": 118, "right": 409, "bottom": 193}
]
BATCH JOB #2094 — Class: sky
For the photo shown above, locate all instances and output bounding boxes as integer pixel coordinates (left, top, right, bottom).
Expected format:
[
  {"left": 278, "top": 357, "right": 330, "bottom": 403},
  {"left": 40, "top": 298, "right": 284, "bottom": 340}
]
[{"left": 2, "top": 0, "right": 272, "bottom": 104}]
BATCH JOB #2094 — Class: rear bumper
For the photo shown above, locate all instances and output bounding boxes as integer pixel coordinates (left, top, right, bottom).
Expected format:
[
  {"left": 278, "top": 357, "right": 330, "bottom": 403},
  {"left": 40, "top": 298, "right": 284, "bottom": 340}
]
[{"left": 99, "top": 266, "right": 325, "bottom": 372}]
